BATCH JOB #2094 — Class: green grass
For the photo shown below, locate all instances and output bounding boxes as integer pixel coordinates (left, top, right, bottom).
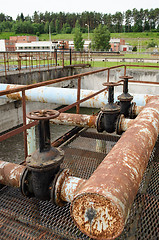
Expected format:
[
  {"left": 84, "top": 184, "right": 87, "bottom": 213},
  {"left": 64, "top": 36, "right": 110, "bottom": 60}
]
[
  {"left": 90, "top": 60, "right": 159, "bottom": 69},
  {"left": 1, "top": 31, "right": 159, "bottom": 50}
]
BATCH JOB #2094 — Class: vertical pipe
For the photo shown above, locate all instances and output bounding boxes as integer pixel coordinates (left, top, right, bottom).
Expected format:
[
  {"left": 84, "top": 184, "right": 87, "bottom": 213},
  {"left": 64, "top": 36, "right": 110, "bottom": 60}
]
[
  {"left": 76, "top": 77, "right": 81, "bottom": 114},
  {"left": 22, "top": 90, "right": 28, "bottom": 159},
  {"left": 26, "top": 118, "right": 36, "bottom": 155}
]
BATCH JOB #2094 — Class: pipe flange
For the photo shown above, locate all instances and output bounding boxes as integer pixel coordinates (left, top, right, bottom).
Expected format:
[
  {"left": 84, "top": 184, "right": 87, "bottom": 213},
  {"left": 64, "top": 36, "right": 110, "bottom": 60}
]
[
  {"left": 129, "top": 102, "right": 136, "bottom": 119},
  {"left": 50, "top": 168, "right": 71, "bottom": 206},
  {"left": 20, "top": 168, "right": 34, "bottom": 197},
  {"left": 116, "top": 114, "right": 124, "bottom": 135},
  {"left": 96, "top": 111, "right": 104, "bottom": 132}
]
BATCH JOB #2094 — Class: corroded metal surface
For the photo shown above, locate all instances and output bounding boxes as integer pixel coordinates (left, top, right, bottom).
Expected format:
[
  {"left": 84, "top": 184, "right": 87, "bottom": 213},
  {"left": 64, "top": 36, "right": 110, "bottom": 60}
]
[
  {"left": 50, "top": 113, "right": 97, "bottom": 128},
  {"left": 71, "top": 96, "right": 159, "bottom": 240},
  {"left": 0, "top": 161, "right": 26, "bottom": 187},
  {"left": 60, "top": 175, "right": 86, "bottom": 203},
  {"left": 117, "top": 115, "right": 134, "bottom": 133}
]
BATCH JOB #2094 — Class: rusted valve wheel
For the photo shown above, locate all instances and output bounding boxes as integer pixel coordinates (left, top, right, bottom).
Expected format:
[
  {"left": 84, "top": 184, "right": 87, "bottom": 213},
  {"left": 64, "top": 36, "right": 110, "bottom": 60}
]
[
  {"left": 27, "top": 109, "right": 60, "bottom": 120},
  {"left": 102, "top": 82, "right": 121, "bottom": 87}
]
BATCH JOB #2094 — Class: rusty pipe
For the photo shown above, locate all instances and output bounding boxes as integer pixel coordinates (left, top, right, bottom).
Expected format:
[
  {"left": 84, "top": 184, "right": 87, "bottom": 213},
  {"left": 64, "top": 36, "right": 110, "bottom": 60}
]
[
  {"left": 71, "top": 95, "right": 159, "bottom": 240},
  {"left": 117, "top": 115, "right": 134, "bottom": 134},
  {"left": 50, "top": 113, "right": 97, "bottom": 128},
  {"left": 0, "top": 160, "right": 26, "bottom": 188},
  {"left": 133, "top": 105, "right": 144, "bottom": 116},
  {"left": 52, "top": 169, "right": 86, "bottom": 206}
]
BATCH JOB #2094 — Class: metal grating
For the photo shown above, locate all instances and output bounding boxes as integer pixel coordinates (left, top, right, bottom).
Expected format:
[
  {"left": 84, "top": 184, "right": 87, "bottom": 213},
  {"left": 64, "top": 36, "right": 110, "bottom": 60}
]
[{"left": 0, "top": 130, "right": 159, "bottom": 240}]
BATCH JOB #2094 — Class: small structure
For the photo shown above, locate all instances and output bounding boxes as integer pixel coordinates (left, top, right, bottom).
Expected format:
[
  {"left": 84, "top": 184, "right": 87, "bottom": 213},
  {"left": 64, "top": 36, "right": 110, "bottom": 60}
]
[{"left": 110, "top": 38, "right": 132, "bottom": 52}]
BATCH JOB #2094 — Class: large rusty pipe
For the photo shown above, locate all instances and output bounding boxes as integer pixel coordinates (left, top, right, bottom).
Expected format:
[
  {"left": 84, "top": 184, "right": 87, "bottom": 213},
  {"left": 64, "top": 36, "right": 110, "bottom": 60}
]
[
  {"left": 71, "top": 96, "right": 159, "bottom": 240},
  {"left": 50, "top": 113, "right": 97, "bottom": 128},
  {"left": 0, "top": 161, "right": 26, "bottom": 188}
]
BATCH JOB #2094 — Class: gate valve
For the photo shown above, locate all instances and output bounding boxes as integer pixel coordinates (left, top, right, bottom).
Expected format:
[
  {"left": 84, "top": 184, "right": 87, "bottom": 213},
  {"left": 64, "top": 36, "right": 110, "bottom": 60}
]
[
  {"left": 22, "top": 109, "right": 64, "bottom": 201},
  {"left": 118, "top": 75, "right": 133, "bottom": 117},
  {"left": 97, "top": 82, "right": 121, "bottom": 133}
]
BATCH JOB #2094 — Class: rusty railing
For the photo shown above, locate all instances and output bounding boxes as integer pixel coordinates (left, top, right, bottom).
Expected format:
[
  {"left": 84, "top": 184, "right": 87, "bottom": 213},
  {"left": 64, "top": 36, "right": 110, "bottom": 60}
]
[{"left": 0, "top": 64, "right": 159, "bottom": 159}]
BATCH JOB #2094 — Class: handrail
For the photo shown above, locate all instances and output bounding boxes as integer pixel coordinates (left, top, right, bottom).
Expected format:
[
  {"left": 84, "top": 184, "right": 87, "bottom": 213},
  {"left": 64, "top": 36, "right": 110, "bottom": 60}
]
[{"left": 0, "top": 63, "right": 159, "bottom": 159}]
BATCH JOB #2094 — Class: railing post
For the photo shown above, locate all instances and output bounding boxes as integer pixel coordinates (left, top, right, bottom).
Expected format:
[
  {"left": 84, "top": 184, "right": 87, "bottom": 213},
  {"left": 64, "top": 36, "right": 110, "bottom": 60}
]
[
  {"left": 107, "top": 69, "right": 110, "bottom": 82},
  {"left": 22, "top": 90, "right": 28, "bottom": 159},
  {"left": 70, "top": 48, "right": 72, "bottom": 65},
  {"left": 124, "top": 65, "right": 127, "bottom": 76},
  {"left": 3, "top": 52, "right": 7, "bottom": 80},
  {"left": 62, "top": 49, "right": 64, "bottom": 68},
  {"left": 76, "top": 77, "right": 81, "bottom": 114},
  {"left": 7, "top": 52, "right": 9, "bottom": 71},
  {"left": 54, "top": 49, "right": 57, "bottom": 66}
]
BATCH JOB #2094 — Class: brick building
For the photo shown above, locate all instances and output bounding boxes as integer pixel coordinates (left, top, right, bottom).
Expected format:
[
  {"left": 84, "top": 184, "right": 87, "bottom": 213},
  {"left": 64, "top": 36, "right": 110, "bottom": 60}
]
[
  {"left": 0, "top": 36, "right": 38, "bottom": 52},
  {"left": 10, "top": 36, "right": 38, "bottom": 43},
  {"left": 110, "top": 38, "right": 132, "bottom": 52}
]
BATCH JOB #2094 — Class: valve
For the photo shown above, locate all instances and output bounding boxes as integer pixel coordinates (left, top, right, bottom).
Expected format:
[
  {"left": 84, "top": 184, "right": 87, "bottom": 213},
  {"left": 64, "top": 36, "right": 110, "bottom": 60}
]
[
  {"left": 118, "top": 76, "right": 133, "bottom": 117},
  {"left": 21, "top": 109, "right": 64, "bottom": 201},
  {"left": 96, "top": 82, "right": 121, "bottom": 133}
]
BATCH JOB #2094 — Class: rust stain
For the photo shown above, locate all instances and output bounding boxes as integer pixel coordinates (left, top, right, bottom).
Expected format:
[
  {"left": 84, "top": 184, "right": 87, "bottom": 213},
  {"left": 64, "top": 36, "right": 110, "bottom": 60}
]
[
  {"left": 61, "top": 176, "right": 86, "bottom": 203},
  {"left": 71, "top": 95, "right": 159, "bottom": 240},
  {"left": 0, "top": 160, "right": 26, "bottom": 187},
  {"left": 51, "top": 113, "right": 97, "bottom": 128},
  {"left": 6, "top": 85, "right": 22, "bottom": 101}
]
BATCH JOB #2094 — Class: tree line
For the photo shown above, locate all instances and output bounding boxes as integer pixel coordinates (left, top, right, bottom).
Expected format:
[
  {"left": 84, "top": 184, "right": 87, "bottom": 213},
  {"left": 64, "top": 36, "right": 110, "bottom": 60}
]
[{"left": 0, "top": 8, "right": 159, "bottom": 36}]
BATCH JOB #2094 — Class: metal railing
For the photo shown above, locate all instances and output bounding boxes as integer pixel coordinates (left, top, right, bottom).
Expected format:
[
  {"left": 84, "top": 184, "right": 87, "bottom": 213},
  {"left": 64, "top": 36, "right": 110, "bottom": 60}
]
[
  {"left": 0, "top": 50, "right": 90, "bottom": 79},
  {"left": 0, "top": 64, "right": 159, "bottom": 159}
]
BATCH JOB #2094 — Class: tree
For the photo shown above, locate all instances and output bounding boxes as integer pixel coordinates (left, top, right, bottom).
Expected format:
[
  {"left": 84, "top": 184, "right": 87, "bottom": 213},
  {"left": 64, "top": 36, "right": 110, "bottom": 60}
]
[
  {"left": 73, "top": 21, "right": 84, "bottom": 51},
  {"left": 91, "top": 24, "right": 110, "bottom": 51}
]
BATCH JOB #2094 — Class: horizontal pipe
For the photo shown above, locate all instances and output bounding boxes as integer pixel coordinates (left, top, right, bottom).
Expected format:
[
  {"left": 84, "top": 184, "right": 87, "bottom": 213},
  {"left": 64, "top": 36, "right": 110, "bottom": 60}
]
[
  {"left": 71, "top": 95, "right": 159, "bottom": 240},
  {"left": 50, "top": 113, "right": 97, "bottom": 128},
  {"left": 60, "top": 175, "right": 86, "bottom": 203},
  {"left": 0, "top": 65, "right": 124, "bottom": 97},
  {"left": 0, "top": 161, "right": 26, "bottom": 188},
  {"left": 0, "top": 83, "right": 154, "bottom": 107}
]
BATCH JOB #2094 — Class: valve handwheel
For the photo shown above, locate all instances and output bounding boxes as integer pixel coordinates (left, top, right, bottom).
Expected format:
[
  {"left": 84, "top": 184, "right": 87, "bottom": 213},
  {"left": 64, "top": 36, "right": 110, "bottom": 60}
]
[
  {"left": 27, "top": 109, "right": 60, "bottom": 120},
  {"left": 102, "top": 82, "right": 121, "bottom": 87}
]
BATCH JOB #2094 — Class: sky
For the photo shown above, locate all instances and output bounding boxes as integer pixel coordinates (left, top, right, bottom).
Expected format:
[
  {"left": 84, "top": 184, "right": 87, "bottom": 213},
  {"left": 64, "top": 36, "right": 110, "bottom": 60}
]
[{"left": 1, "top": 0, "right": 159, "bottom": 20}]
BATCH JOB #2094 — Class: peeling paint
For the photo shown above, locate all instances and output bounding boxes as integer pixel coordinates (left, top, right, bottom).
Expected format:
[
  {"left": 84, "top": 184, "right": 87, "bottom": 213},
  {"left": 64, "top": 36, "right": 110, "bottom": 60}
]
[{"left": 71, "top": 95, "right": 159, "bottom": 240}]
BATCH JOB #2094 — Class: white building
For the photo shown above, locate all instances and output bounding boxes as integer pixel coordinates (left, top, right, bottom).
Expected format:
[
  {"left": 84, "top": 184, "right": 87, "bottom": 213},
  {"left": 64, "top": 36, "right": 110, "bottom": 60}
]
[
  {"left": 0, "top": 40, "right": 6, "bottom": 51},
  {"left": 15, "top": 41, "right": 58, "bottom": 52}
]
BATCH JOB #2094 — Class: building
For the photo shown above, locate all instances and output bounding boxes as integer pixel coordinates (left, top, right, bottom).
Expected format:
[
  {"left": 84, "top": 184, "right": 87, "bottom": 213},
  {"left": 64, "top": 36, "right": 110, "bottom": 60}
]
[
  {"left": 15, "top": 41, "right": 58, "bottom": 52},
  {"left": 9, "top": 36, "right": 38, "bottom": 43},
  {"left": 0, "top": 36, "right": 39, "bottom": 52},
  {"left": 109, "top": 38, "right": 132, "bottom": 52},
  {"left": 0, "top": 39, "right": 16, "bottom": 52}
]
